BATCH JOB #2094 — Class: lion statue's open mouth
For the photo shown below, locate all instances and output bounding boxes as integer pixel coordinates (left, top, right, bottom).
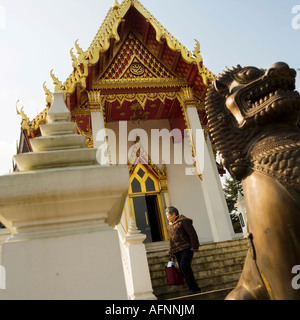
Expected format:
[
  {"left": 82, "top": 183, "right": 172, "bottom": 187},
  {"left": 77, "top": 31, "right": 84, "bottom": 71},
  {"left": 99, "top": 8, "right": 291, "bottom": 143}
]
[{"left": 223, "top": 63, "right": 300, "bottom": 127}]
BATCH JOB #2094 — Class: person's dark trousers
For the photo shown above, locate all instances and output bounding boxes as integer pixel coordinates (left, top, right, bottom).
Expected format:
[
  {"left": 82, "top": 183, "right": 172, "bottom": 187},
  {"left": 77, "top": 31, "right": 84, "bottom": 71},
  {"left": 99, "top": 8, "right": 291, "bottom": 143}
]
[{"left": 175, "top": 248, "right": 201, "bottom": 294}]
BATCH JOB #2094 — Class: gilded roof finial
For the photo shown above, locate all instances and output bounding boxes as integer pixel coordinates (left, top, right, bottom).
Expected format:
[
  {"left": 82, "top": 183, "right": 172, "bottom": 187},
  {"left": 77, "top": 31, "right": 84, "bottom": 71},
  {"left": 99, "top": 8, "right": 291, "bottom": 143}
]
[
  {"left": 16, "top": 100, "right": 31, "bottom": 128},
  {"left": 193, "top": 39, "right": 201, "bottom": 59},
  {"left": 74, "top": 40, "right": 84, "bottom": 56},
  {"left": 112, "top": 0, "right": 120, "bottom": 10},
  {"left": 70, "top": 48, "right": 78, "bottom": 69},
  {"left": 43, "top": 82, "right": 53, "bottom": 106},
  {"left": 50, "top": 69, "right": 64, "bottom": 92}
]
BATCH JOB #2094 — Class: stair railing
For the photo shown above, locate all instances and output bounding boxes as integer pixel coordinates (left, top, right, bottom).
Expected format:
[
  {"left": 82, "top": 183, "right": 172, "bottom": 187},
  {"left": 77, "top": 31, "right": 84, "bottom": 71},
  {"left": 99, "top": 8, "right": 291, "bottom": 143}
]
[{"left": 116, "top": 212, "right": 157, "bottom": 300}]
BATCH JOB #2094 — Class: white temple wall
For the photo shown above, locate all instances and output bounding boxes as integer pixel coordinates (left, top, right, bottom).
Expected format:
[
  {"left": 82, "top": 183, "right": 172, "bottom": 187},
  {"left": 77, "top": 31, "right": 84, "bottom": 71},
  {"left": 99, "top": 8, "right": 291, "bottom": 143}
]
[{"left": 166, "top": 160, "right": 214, "bottom": 243}]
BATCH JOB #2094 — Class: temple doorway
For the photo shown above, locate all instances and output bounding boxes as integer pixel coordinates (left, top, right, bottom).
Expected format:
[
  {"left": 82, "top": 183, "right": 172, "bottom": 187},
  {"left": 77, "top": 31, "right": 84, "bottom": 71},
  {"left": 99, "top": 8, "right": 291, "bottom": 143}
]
[
  {"left": 128, "top": 163, "right": 168, "bottom": 243},
  {"left": 131, "top": 194, "right": 162, "bottom": 243}
]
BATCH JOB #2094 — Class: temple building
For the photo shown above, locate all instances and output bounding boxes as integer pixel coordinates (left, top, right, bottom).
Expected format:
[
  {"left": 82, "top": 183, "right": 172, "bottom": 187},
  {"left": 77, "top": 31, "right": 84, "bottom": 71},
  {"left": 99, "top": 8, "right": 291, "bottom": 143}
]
[{"left": 14, "top": 0, "right": 235, "bottom": 245}]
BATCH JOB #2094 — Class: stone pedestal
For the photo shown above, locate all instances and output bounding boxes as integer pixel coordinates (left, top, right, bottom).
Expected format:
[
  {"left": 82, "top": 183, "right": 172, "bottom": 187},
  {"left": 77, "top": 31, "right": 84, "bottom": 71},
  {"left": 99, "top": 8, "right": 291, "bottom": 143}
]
[{"left": 1, "top": 225, "right": 126, "bottom": 300}]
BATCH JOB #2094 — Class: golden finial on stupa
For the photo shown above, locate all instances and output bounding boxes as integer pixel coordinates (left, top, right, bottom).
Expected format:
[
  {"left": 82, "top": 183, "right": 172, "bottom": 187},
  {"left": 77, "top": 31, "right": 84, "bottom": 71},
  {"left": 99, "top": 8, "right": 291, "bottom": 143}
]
[{"left": 112, "top": 0, "right": 120, "bottom": 10}]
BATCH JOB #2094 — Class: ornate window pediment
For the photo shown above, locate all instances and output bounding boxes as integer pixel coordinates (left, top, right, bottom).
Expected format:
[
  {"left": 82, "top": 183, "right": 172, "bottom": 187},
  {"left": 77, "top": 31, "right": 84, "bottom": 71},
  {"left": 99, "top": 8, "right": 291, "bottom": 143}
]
[{"left": 128, "top": 139, "right": 168, "bottom": 192}]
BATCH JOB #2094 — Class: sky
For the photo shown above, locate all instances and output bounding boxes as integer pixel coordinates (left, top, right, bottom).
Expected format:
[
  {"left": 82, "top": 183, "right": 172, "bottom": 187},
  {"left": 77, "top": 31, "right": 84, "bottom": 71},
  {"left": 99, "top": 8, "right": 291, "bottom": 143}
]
[{"left": 0, "top": 0, "right": 299, "bottom": 175}]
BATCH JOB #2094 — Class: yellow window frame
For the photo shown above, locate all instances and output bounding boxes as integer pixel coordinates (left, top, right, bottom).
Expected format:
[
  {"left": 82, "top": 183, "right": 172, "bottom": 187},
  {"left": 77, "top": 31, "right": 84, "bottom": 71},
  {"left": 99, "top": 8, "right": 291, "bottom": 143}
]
[
  {"left": 128, "top": 162, "right": 168, "bottom": 240},
  {"left": 129, "top": 163, "right": 160, "bottom": 195}
]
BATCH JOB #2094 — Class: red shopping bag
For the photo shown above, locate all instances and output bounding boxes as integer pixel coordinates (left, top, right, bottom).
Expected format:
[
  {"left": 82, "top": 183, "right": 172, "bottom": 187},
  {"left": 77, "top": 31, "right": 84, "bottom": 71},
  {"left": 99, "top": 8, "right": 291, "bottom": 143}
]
[{"left": 165, "top": 265, "right": 185, "bottom": 286}]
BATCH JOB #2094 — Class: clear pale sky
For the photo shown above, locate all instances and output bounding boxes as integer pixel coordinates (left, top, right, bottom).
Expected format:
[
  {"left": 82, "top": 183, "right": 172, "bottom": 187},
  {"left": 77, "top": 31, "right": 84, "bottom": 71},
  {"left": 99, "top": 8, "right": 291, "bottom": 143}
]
[{"left": 0, "top": 0, "right": 299, "bottom": 175}]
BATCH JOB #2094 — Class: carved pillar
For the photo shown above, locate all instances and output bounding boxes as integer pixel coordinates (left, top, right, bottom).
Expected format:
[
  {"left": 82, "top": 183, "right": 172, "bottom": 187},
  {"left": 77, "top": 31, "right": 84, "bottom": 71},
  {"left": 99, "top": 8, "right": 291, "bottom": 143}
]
[{"left": 180, "top": 87, "right": 233, "bottom": 242}]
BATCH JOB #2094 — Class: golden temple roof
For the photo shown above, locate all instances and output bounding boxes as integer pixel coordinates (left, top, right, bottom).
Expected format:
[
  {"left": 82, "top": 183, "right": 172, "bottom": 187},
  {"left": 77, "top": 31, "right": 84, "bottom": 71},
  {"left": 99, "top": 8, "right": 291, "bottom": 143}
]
[
  {"left": 18, "top": 0, "right": 215, "bottom": 134},
  {"left": 54, "top": 0, "right": 215, "bottom": 96}
]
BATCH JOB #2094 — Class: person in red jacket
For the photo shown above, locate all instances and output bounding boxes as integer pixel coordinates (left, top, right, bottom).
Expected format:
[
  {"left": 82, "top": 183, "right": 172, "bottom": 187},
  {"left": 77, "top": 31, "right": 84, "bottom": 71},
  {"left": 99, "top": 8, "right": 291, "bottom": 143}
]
[{"left": 166, "top": 206, "right": 201, "bottom": 295}]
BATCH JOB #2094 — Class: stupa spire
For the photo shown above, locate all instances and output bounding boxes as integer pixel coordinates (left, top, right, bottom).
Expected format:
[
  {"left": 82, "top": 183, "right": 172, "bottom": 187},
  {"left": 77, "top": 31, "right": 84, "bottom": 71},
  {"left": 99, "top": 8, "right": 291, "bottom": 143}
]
[{"left": 112, "top": 0, "right": 120, "bottom": 10}]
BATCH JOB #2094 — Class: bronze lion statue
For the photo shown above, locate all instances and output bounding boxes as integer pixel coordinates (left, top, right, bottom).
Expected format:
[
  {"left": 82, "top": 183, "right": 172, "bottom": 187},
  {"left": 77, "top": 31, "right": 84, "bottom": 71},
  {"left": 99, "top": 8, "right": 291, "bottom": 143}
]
[{"left": 205, "top": 62, "right": 300, "bottom": 300}]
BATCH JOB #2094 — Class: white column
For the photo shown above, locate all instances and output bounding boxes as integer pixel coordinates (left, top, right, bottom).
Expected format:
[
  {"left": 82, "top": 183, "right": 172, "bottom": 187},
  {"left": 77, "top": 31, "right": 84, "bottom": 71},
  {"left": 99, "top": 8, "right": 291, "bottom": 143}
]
[
  {"left": 91, "top": 108, "right": 113, "bottom": 166},
  {"left": 235, "top": 192, "right": 248, "bottom": 238},
  {"left": 206, "top": 132, "right": 237, "bottom": 239},
  {"left": 91, "top": 110, "right": 105, "bottom": 149},
  {"left": 89, "top": 91, "right": 106, "bottom": 151},
  {"left": 185, "top": 105, "right": 233, "bottom": 242}
]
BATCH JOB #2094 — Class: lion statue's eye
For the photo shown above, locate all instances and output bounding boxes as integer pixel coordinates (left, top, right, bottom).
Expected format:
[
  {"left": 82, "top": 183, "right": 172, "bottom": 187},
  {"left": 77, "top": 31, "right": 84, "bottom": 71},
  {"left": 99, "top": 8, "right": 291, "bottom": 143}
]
[
  {"left": 246, "top": 68, "right": 259, "bottom": 78},
  {"left": 233, "top": 68, "right": 262, "bottom": 84}
]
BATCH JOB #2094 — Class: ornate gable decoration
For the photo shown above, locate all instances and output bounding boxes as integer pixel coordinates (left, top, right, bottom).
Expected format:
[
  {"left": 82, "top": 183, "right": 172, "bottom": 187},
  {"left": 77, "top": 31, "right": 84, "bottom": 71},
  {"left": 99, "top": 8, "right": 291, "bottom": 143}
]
[{"left": 97, "top": 34, "right": 177, "bottom": 86}]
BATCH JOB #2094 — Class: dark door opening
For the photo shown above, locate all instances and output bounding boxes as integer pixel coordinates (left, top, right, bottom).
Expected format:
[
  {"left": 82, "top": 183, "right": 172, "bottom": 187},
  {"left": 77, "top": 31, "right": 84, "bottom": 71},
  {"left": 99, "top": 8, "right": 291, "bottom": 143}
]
[{"left": 132, "top": 195, "right": 162, "bottom": 243}]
